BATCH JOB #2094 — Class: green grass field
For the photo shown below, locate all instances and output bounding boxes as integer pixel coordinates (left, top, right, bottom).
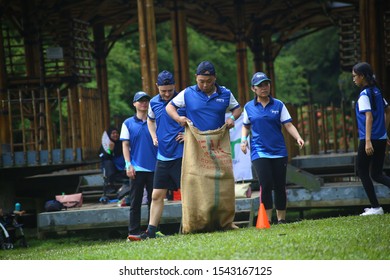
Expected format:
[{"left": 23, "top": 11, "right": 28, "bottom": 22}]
[{"left": 1, "top": 213, "right": 389, "bottom": 260}]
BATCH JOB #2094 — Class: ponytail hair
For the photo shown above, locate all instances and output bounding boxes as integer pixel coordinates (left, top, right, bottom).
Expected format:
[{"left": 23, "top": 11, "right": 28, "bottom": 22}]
[
  {"left": 352, "top": 62, "right": 377, "bottom": 87},
  {"left": 352, "top": 62, "right": 378, "bottom": 110}
]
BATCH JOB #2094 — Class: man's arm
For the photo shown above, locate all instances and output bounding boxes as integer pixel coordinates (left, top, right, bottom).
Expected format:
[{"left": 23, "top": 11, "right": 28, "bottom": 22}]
[
  {"left": 166, "top": 102, "right": 188, "bottom": 126},
  {"left": 231, "top": 106, "right": 242, "bottom": 121},
  {"left": 147, "top": 118, "right": 158, "bottom": 146},
  {"left": 225, "top": 106, "right": 242, "bottom": 129}
]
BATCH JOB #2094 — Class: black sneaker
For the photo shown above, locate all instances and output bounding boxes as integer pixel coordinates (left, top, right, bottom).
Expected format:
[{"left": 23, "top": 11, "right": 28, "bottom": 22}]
[{"left": 277, "top": 219, "right": 286, "bottom": 224}]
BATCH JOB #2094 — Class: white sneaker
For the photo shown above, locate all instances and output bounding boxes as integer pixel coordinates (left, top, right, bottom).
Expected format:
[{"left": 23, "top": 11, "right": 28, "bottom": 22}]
[{"left": 360, "top": 207, "right": 384, "bottom": 216}]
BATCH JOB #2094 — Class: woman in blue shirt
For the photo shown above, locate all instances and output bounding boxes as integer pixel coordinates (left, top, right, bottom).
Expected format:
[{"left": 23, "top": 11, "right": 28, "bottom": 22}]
[
  {"left": 241, "top": 72, "right": 304, "bottom": 224},
  {"left": 353, "top": 62, "right": 390, "bottom": 216}
]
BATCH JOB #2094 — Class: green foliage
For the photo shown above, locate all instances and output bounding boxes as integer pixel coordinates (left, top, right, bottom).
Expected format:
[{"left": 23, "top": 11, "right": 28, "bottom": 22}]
[
  {"left": 278, "top": 27, "right": 341, "bottom": 105},
  {"left": 187, "top": 28, "right": 237, "bottom": 91},
  {"left": 106, "top": 32, "right": 142, "bottom": 119},
  {"left": 274, "top": 55, "right": 308, "bottom": 105},
  {"left": 102, "top": 23, "right": 344, "bottom": 121},
  {"left": 2, "top": 214, "right": 389, "bottom": 260},
  {"left": 103, "top": 23, "right": 239, "bottom": 123}
]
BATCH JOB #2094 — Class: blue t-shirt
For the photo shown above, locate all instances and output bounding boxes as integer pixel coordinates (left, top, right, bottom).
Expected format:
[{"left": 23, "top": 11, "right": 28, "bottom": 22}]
[
  {"left": 148, "top": 92, "right": 186, "bottom": 160},
  {"left": 171, "top": 84, "right": 240, "bottom": 131},
  {"left": 356, "top": 86, "right": 388, "bottom": 140},
  {"left": 120, "top": 116, "right": 157, "bottom": 171},
  {"left": 243, "top": 96, "right": 292, "bottom": 160}
]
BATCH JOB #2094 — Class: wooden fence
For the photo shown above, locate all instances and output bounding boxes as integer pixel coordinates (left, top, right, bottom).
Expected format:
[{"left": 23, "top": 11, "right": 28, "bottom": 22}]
[
  {"left": 1, "top": 93, "right": 387, "bottom": 168},
  {"left": 285, "top": 102, "right": 358, "bottom": 159},
  {"left": 0, "top": 87, "right": 103, "bottom": 167}
]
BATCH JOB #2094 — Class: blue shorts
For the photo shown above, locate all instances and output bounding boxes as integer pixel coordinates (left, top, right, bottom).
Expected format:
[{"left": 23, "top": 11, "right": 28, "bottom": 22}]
[{"left": 153, "top": 158, "right": 182, "bottom": 190}]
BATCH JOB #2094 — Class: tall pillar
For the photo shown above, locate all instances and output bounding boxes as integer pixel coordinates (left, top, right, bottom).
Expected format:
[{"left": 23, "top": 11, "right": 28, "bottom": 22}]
[
  {"left": 264, "top": 32, "right": 276, "bottom": 97},
  {"left": 22, "top": 0, "right": 40, "bottom": 78},
  {"left": 250, "top": 22, "right": 264, "bottom": 73},
  {"left": 234, "top": 0, "right": 249, "bottom": 105},
  {"left": 171, "top": 0, "right": 190, "bottom": 91},
  {"left": 236, "top": 41, "right": 250, "bottom": 105},
  {"left": 137, "top": 0, "right": 158, "bottom": 94},
  {"left": 93, "top": 24, "right": 110, "bottom": 129},
  {"left": 359, "top": 0, "right": 380, "bottom": 79}
]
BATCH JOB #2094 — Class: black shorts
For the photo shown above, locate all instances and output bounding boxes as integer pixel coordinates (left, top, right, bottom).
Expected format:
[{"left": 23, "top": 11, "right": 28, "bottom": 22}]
[{"left": 153, "top": 158, "right": 182, "bottom": 190}]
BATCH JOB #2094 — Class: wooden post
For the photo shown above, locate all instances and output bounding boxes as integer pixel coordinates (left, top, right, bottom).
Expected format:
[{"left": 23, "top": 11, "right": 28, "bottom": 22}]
[
  {"left": 137, "top": 0, "right": 158, "bottom": 94},
  {"left": 68, "top": 88, "right": 79, "bottom": 160},
  {"left": 340, "top": 101, "right": 348, "bottom": 152},
  {"left": 298, "top": 105, "right": 307, "bottom": 155},
  {"left": 93, "top": 24, "right": 110, "bottom": 129},
  {"left": 6, "top": 91, "right": 14, "bottom": 161},
  {"left": 236, "top": 41, "right": 249, "bottom": 106},
  {"left": 22, "top": 1, "right": 40, "bottom": 78},
  {"left": 308, "top": 104, "right": 318, "bottom": 154},
  {"left": 359, "top": 0, "right": 380, "bottom": 79},
  {"left": 18, "top": 90, "right": 27, "bottom": 163},
  {"left": 250, "top": 23, "right": 264, "bottom": 73},
  {"left": 263, "top": 33, "right": 276, "bottom": 97},
  {"left": 234, "top": 1, "right": 249, "bottom": 106},
  {"left": 331, "top": 103, "right": 338, "bottom": 152},
  {"left": 32, "top": 90, "right": 40, "bottom": 163},
  {"left": 57, "top": 88, "right": 65, "bottom": 163},
  {"left": 170, "top": 0, "right": 190, "bottom": 91},
  {"left": 0, "top": 21, "right": 10, "bottom": 161},
  {"left": 320, "top": 105, "right": 327, "bottom": 153},
  {"left": 44, "top": 88, "right": 53, "bottom": 164}
]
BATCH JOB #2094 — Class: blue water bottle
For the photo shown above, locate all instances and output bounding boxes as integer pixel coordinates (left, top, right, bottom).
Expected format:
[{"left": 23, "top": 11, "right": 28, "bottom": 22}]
[{"left": 15, "top": 202, "right": 21, "bottom": 211}]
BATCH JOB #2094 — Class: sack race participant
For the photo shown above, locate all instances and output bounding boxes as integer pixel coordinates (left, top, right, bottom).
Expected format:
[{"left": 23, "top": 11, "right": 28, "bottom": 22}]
[{"left": 181, "top": 123, "right": 236, "bottom": 233}]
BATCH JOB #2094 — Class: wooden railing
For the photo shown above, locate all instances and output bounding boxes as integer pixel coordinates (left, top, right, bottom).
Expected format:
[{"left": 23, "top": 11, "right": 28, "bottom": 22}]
[
  {"left": 285, "top": 102, "right": 357, "bottom": 159},
  {"left": 1, "top": 93, "right": 386, "bottom": 169},
  {"left": 0, "top": 87, "right": 103, "bottom": 167}
]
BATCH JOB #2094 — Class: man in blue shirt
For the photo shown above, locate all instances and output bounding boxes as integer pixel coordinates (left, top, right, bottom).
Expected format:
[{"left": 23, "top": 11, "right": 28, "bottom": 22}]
[
  {"left": 120, "top": 91, "right": 157, "bottom": 238},
  {"left": 127, "top": 70, "right": 185, "bottom": 241},
  {"left": 166, "top": 61, "right": 241, "bottom": 130},
  {"left": 165, "top": 61, "right": 242, "bottom": 233}
]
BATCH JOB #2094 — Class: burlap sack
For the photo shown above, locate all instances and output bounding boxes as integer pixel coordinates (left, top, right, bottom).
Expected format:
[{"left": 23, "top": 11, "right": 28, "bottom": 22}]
[{"left": 181, "top": 123, "right": 236, "bottom": 233}]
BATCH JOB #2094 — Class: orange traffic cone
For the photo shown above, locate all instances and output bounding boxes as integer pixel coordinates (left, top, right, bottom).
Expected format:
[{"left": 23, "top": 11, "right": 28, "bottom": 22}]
[{"left": 256, "top": 203, "right": 270, "bottom": 229}]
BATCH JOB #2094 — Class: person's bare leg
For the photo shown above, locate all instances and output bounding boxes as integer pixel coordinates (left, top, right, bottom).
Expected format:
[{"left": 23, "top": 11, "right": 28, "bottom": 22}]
[
  {"left": 266, "top": 209, "right": 273, "bottom": 222},
  {"left": 149, "top": 189, "right": 167, "bottom": 226},
  {"left": 276, "top": 209, "right": 286, "bottom": 222}
]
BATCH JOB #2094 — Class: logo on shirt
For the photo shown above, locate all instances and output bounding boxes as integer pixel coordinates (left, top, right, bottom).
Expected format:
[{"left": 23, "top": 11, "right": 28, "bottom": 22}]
[
  {"left": 271, "top": 110, "right": 279, "bottom": 114},
  {"left": 216, "top": 98, "right": 225, "bottom": 103}
]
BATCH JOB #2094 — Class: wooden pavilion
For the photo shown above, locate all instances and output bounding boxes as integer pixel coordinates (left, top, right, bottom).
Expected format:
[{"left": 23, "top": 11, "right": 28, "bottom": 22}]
[{"left": 1, "top": 0, "right": 390, "bottom": 212}]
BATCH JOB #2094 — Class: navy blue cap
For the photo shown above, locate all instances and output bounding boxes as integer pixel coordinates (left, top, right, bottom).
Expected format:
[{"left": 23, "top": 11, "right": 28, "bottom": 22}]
[
  {"left": 157, "top": 70, "right": 175, "bottom": 85},
  {"left": 251, "top": 72, "right": 271, "bottom": 86},
  {"left": 196, "top": 61, "right": 216, "bottom": 76},
  {"left": 133, "top": 91, "right": 151, "bottom": 102}
]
